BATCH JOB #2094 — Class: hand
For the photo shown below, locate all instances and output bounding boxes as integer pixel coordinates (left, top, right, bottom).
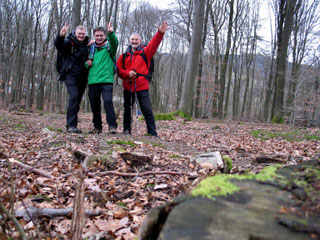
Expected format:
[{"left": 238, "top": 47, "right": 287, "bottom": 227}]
[
  {"left": 106, "top": 22, "right": 113, "bottom": 33},
  {"left": 157, "top": 21, "right": 170, "bottom": 34},
  {"left": 88, "top": 40, "right": 95, "bottom": 46},
  {"left": 86, "top": 60, "right": 93, "bottom": 67},
  {"left": 60, "top": 23, "right": 70, "bottom": 37},
  {"left": 129, "top": 71, "right": 137, "bottom": 78}
]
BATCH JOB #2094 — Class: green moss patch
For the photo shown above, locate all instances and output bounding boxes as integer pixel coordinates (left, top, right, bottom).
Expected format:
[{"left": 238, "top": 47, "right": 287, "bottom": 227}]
[
  {"left": 172, "top": 111, "right": 192, "bottom": 121},
  {"left": 46, "top": 126, "right": 63, "bottom": 133},
  {"left": 107, "top": 140, "right": 137, "bottom": 147},
  {"left": 192, "top": 165, "right": 281, "bottom": 199},
  {"left": 250, "top": 129, "right": 320, "bottom": 141},
  {"left": 222, "top": 156, "right": 232, "bottom": 172}
]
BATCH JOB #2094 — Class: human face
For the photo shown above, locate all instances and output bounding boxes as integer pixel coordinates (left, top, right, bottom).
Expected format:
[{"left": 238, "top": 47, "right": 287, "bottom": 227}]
[
  {"left": 75, "top": 28, "right": 86, "bottom": 42},
  {"left": 94, "top": 30, "right": 106, "bottom": 45},
  {"left": 129, "top": 34, "right": 141, "bottom": 51}
]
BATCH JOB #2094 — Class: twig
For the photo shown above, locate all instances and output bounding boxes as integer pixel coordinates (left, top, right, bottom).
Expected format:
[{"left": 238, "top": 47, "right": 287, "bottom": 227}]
[
  {"left": 91, "top": 170, "right": 187, "bottom": 177},
  {"left": 8, "top": 158, "right": 53, "bottom": 179},
  {"left": 0, "top": 202, "right": 28, "bottom": 240},
  {"left": 14, "top": 207, "right": 105, "bottom": 221},
  {"left": 71, "top": 155, "right": 89, "bottom": 240},
  {"left": 0, "top": 146, "right": 28, "bottom": 240}
]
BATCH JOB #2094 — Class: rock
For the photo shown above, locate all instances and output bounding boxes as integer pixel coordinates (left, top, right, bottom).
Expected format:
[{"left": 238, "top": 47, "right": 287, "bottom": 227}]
[
  {"left": 193, "top": 152, "right": 224, "bottom": 170},
  {"left": 139, "top": 160, "right": 320, "bottom": 240},
  {"left": 120, "top": 152, "right": 153, "bottom": 167}
]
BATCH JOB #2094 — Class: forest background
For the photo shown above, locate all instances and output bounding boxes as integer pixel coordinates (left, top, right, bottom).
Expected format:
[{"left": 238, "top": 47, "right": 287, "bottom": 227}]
[{"left": 0, "top": 0, "right": 320, "bottom": 125}]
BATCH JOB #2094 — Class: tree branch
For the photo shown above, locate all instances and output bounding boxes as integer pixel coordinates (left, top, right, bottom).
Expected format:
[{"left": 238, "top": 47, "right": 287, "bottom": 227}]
[{"left": 8, "top": 158, "right": 53, "bottom": 179}]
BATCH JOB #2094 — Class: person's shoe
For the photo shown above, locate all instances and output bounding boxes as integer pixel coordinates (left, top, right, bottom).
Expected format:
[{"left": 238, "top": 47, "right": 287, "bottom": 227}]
[
  {"left": 89, "top": 128, "right": 102, "bottom": 134},
  {"left": 122, "top": 129, "right": 131, "bottom": 135},
  {"left": 67, "top": 127, "right": 82, "bottom": 134},
  {"left": 109, "top": 127, "right": 117, "bottom": 134}
]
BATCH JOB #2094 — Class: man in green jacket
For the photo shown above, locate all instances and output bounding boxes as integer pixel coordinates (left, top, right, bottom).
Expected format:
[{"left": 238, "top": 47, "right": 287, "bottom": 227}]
[{"left": 86, "top": 23, "right": 118, "bottom": 134}]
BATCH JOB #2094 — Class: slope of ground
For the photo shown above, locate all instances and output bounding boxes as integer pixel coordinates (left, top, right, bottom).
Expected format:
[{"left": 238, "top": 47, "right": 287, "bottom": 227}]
[{"left": 0, "top": 109, "right": 319, "bottom": 239}]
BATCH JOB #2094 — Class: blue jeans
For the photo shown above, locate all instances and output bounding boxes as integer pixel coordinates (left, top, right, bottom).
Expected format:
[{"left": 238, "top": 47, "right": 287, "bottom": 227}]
[
  {"left": 88, "top": 83, "right": 117, "bottom": 130},
  {"left": 123, "top": 89, "right": 157, "bottom": 136}
]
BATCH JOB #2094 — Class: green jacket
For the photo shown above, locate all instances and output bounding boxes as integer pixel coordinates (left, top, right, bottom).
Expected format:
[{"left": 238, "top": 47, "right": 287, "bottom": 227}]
[{"left": 86, "top": 32, "right": 118, "bottom": 85}]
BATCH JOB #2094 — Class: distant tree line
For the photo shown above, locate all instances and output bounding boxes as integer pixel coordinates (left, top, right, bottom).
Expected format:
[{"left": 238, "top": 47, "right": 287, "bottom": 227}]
[{"left": 0, "top": 0, "right": 319, "bottom": 126}]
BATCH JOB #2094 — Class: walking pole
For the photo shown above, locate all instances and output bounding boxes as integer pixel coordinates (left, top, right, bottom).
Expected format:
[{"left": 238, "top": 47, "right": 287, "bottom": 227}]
[
  {"left": 134, "top": 77, "right": 139, "bottom": 135},
  {"left": 130, "top": 77, "right": 133, "bottom": 134}
]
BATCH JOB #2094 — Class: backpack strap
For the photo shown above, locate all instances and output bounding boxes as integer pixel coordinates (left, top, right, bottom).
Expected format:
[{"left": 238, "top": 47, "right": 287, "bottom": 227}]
[
  {"left": 140, "top": 49, "right": 149, "bottom": 68},
  {"left": 121, "top": 46, "right": 153, "bottom": 82},
  {"left": 89, "top": 44, "right": 95, "bottom": 60}
]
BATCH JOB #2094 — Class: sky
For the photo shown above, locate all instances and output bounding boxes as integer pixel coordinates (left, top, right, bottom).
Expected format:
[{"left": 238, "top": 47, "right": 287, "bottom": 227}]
[
  {"left": 144, "top": 0, "right": 174, "bottom": 9},
  {"left": 143, "top": 0, "right": 273, "bottom": 44}
]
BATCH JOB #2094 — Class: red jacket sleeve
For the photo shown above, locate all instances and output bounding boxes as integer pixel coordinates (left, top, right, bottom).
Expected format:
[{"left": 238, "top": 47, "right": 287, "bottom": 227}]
[{"left": 143, "top": 31, "right": 164, "bottom": 61}]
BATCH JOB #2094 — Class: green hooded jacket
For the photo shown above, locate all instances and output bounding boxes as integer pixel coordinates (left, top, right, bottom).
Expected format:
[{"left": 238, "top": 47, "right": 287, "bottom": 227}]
[{"left": 86, "top": 32, "right": 118, "bottom": 85}]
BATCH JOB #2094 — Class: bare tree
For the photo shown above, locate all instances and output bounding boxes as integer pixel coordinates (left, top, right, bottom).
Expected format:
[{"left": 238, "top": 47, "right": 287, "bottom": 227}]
[
  {"left": 179, "top": 0, "right": 206, "bottom": 115},
  {"left": 272, "top": 0, "right": 298, "bottom": 121}
]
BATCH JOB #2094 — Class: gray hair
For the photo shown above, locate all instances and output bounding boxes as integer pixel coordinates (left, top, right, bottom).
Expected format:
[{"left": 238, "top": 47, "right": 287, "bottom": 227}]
[
  {"left": 130, "top": 32, "right": 141, "bottom": 39},
  {"left": 93, "top": 26, "right": 107, "bottom": 35},
  {"left": 75, "top": 25, "right": 87, "bottom": 33}
]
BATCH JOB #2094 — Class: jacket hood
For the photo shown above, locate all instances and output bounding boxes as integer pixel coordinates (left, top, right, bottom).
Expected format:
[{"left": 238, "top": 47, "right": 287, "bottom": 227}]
[{"left": 68, "top": 30, "right": 89, "bottom": 45}]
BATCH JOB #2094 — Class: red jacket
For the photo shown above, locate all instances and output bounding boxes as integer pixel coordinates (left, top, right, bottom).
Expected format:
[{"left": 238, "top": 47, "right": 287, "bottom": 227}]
[{"left": 117, "top": 31, "right": 164, "bottom": 92}]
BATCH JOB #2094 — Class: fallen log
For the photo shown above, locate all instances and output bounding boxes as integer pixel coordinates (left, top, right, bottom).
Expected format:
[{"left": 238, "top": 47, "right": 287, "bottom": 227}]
[
  {"left": 14, "top": 207, "right": 105, "bottom": 221},
  {"left": 8, "top": 158, "right": 53, "bottom": 179}
]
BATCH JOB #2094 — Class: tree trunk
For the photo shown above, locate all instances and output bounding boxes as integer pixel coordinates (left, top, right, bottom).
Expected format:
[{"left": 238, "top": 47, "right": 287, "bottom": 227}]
[
  {"left": 178, "top": 0, "right": 206, "bottom": 116},
  {"left": 218, "top": 0, "right": 234, "bottom": 118},
  {"left": 272, "top": 0, "right": 297, "bottom": 121},
  {"left": 72, "top": 0, "right": 81, "bottom": 29}
]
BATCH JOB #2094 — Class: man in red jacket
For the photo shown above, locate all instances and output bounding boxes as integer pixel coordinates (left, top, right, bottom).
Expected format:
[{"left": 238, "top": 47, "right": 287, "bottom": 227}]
[{"left": 117, "top": 21, "right": 169, "bottom": 136}]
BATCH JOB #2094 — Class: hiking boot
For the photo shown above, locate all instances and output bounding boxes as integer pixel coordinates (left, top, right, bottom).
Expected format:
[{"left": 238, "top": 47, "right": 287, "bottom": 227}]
[
  {"left": 89, "top": 128, "right": 102, "bottom": 134},
  {"left": 67, "top": 127, "right": 82, "bottom": 134},
  {"left": 109, "top": 127, "right": 117, "bottom": 134},
  {"left": 122, "top": 129, "right": 131, "bottom": 135}
]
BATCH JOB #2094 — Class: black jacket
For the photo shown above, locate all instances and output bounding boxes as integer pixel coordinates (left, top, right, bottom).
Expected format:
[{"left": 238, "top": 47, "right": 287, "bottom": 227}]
[{"left": 54, "top": 31, "right": 89, "bottom": 84}]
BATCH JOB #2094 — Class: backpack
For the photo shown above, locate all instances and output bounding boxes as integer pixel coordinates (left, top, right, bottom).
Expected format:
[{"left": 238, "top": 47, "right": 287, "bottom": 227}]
[
  {"left": 55, "top": 41, "right": 74, "bottom": 82},
  {"left": 122, "top": 45, "right": 154, "bottom": 82}
]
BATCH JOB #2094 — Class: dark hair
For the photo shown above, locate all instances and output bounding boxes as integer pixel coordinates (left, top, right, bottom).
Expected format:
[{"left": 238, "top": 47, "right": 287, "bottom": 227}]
[{"left": 93, "top": 26, "right": 106, "bottom": 35}]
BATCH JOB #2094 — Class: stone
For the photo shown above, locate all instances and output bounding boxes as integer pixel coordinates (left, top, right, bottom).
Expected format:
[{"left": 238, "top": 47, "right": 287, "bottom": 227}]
[{"left": 193, "top": 152, "right": 224, "bottom": 170}]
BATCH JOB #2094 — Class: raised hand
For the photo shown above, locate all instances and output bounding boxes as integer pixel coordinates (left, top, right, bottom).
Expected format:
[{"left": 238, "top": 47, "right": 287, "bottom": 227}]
[
  {"left": 60, "top": 23, "right": 71, "bottom": 37},
  {"left": 106, "top": 22, "right": 113, "bottom": 33},
  {"left": 157, "top": 21, "right": 170, "bottom": 34}
]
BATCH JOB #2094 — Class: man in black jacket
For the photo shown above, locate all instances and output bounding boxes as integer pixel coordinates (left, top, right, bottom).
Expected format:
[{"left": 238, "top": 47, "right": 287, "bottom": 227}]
[{"left": 54, "top": 23, "right": 90, "bottom": 133}]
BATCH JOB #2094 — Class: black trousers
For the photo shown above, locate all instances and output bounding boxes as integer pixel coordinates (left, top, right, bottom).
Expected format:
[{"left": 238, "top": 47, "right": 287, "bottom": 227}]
[
  {"left": 88, "top": 83, "right": 118, "bottom": 130},
  {"left": 123, "top": 89, "right": 157, "bottom": 136},
  {"left": 65, "top": 80, "right": 87, "bottom": 129}
]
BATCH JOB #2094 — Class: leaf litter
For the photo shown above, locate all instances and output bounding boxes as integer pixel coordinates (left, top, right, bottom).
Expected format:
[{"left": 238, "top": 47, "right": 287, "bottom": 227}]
[{"left": 0, "top": 110, "right": 319, "bottom": 239}]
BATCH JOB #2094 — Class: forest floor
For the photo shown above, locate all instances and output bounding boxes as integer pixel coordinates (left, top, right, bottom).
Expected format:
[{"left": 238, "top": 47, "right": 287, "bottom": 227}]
[{"left": 0, "top": 108, "right": 320, "bottom": 239}]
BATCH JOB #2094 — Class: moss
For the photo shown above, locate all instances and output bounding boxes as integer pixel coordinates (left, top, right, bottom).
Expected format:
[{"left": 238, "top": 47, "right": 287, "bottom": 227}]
[
  {"left": 46, "top": 126, "right": 63, "bottom": 133},
  {"left": 154, "top": 113, "right": 176, "bottom": 121},
  {"left": 192, "top": 165, "right": 281, "bottom": 199},
  {"left": 222, "top": 156, "right": 232, "bottom": 172},
  {"left": 107, "top": 140, "right": 137, "bottom": 147},
  {"left": 13, "top": 123, "right": 24, "bottom": 130},
  {"left": 151, "top": 142, "right": 165, "bottom": 148},
  {"left": 255, "top": 165, "right": 282, "bottom": 181},
  {"left": 250, "top": 129, "right": 320, "bottom": 141},
  {"left": 169, "top": 155, "right": 183, "bottom": 159},
  {"left": 172, "top": 111, "right": 192, "bottom": 121},
  {"left": 272, "top": 116, "right": 285, "bottom": 124},
  {"left": 296, "top": 218, "right": 308, "bottom": 226},
  {"left": 192, "top": 174, "right": 251, "bottom": 199}
]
